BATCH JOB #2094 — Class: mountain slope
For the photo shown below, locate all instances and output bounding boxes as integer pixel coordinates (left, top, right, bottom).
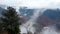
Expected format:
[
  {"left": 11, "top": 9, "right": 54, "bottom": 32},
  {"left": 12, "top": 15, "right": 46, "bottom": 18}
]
[
  {"left": 43, "top": 9, "right": 60, "bottom": 20},
  {"left": 0, "top": 7, "right": 6, "bottom": 17},
  {"left": 19, "top": 7, "right": 34, "bottom": 16}
]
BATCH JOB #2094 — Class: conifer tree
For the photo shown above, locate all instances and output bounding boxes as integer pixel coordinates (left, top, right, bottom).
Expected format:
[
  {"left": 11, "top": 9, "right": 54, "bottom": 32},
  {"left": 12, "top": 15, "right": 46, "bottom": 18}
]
[{"left": 1, "top": 7, "right": 21, "bottom": 34}]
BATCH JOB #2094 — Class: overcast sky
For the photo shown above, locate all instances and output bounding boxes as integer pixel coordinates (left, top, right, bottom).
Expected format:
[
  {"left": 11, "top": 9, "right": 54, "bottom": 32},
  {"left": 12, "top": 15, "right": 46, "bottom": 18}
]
[{"left": 0, "top": 0, "right": 60, "bottom": 9}]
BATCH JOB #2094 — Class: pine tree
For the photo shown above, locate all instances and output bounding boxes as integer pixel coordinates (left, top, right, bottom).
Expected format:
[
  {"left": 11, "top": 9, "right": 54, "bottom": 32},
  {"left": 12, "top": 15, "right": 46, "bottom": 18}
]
[{"left": 1, "top": 7, "right": 21, "bottom": 34}]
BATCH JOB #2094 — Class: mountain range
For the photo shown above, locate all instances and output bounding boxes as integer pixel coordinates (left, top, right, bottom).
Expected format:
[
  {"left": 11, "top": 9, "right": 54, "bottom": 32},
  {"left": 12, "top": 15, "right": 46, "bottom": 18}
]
[{"left": 0, "top": 5, "right": 60, "bottom": 33}]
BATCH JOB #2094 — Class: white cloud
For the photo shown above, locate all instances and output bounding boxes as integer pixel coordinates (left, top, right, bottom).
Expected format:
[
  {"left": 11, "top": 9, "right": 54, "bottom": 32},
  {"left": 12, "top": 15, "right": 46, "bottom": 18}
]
[{"left": 0, "top": 0, "right": 60, "bottom": 8}]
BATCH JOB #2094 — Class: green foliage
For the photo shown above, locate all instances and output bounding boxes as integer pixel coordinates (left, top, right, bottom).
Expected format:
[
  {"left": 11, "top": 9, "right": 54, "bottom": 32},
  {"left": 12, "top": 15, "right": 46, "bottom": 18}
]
[{"left": 1, "top": 7, "right": 21, "bottom": 34}]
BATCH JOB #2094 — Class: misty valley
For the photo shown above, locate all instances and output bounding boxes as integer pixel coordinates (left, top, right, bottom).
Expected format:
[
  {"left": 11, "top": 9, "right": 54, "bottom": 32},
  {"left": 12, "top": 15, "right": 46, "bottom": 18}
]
[{"left": 0, "top": 6, "right": 60, "bottom": 34}]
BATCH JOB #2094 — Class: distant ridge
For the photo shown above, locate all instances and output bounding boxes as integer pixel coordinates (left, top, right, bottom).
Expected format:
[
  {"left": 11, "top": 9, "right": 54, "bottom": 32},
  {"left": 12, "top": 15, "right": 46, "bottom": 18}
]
[{"left": 0, "top": 4, "right": 7, "bottom": 9}]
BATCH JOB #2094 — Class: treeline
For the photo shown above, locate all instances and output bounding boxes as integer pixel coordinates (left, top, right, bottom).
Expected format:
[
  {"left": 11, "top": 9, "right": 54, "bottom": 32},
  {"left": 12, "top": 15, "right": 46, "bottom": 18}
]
[{"left": 0, "top": 7, "right": 21, "bottom": 34}]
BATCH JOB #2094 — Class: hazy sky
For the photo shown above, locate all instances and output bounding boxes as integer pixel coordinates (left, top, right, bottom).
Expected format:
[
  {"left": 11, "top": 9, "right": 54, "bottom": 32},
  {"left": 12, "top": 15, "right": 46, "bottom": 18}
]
[{"left": 0, "top": 0, "right": 60, "bottom": 8}]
